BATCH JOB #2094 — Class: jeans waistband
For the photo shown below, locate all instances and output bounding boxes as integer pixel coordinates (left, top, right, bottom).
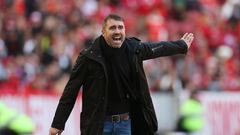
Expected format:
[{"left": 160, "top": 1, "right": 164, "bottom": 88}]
[{"left": 105, "top": 113, "right": 130, "bottom": 123}]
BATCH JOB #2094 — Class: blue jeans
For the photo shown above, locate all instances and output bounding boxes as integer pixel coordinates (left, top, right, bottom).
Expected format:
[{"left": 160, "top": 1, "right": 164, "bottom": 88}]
[{"left": 103, "top": 119, "right": 131, "bottom": 135}]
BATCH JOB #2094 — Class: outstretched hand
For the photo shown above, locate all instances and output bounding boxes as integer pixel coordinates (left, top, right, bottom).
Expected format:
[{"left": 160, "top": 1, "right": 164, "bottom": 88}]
[{"left": 181, "top": 33, "right": 194, "bottom": 49}]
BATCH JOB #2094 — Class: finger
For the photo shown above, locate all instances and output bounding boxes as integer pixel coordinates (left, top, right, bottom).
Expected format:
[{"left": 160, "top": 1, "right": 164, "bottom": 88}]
[
  {"left": 182, "top": 33, "right": 188, "bottom": 39},
  {"left": 186, "top": 32, "right": 192, "bottom": 37},
  {"left": 189, "top": 34, "right": 194, "bottom": 41},
  {"left": 189, "top": 36, "right": 194, "bottom": 43},
  {"left": 189, "top": 33, "right": 194, "bottom": 38},
  {"left": 188, "top": 37, "right": 194, "bottom": 45},
  {"left": 186, "top": 33, "right": 194, "bottom": 41}
]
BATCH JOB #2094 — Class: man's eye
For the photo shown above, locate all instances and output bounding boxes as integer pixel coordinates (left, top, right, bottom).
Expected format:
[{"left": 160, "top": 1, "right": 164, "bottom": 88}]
[
  {"left": 109, "top": 26, "right": 116, "bottom": 30},
  {"left": 118, "top": 26, "right": 123, "bottom": 29}
]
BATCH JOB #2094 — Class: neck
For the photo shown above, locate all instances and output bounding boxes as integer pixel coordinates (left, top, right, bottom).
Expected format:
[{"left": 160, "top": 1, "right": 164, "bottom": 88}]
[{"left": 100, "top": 36, "right": 125, "bottom": 59}]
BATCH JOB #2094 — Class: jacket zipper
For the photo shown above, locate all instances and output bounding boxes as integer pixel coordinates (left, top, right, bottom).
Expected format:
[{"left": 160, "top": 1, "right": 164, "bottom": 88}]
[{"left": 151, "top": 45, "right": 163, "bottom": 52}]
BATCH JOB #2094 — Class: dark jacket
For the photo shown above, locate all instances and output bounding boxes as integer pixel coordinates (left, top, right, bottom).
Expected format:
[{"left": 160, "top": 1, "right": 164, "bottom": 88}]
[{"left": 51, "top": 36, "right": 188, "bottom": 135}]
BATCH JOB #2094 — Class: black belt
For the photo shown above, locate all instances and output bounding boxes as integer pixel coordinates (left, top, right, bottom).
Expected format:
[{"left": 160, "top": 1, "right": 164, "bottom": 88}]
[{"left": 105, "top": 113, "right": 130, "bottom": 123}]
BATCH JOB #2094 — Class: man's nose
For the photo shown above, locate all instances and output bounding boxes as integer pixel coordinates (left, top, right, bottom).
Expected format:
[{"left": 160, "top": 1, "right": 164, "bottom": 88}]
[{"left": 114, "top": 28, "right": 121, "bottom": 33}]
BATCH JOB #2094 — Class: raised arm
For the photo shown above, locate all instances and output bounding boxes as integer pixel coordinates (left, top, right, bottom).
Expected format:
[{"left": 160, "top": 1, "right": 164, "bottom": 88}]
[{"left": 138, "top": 33, "right": 194, "bottom": 60}]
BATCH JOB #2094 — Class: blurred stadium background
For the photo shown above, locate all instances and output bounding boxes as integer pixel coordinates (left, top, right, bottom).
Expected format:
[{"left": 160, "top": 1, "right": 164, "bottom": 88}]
[{"left": 0, "top": 0, "right": 240, "bottom": 135}]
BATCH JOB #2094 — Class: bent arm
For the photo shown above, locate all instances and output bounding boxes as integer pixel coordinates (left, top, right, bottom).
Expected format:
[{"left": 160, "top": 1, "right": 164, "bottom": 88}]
[{"left": 51, "top": 54, "right": 88, "bottom": 130}]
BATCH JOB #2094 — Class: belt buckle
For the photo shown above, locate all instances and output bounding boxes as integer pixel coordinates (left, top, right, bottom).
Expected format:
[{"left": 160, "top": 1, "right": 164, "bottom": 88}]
[{"left": 111, "top": 115, "right": 120, "bottom": 123}]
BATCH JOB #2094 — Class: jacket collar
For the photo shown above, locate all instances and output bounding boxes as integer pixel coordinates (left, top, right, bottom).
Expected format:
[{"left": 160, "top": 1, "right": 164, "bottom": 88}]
[
  {"left": 81, "top": 35, "right": 137, "bottom": 64},
  {"left": 81, "top": 36, "right": 105, "bottom": 64}
]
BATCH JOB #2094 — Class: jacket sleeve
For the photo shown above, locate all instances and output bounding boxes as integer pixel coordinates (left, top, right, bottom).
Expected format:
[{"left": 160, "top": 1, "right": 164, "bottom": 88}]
[
  {"left": 51, "top": 54, "right": 88, "bottom": 130},
  {"left": 138, "top": 40, "right": 188, "bottom": 60}
]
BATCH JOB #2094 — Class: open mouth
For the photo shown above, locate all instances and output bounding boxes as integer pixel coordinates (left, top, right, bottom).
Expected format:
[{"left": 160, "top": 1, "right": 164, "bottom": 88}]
[
  {"left": 112, "top": 35, "right": 122, "bottom": 41},
  {"left": 113, "top": 38, "right": 122, "bottom": 41}
]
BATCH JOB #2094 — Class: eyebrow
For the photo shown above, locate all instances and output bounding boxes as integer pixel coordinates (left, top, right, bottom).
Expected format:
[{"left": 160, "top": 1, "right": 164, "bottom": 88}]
[{"left": 109, "top": 25, "right": 124, "bottom": 29}]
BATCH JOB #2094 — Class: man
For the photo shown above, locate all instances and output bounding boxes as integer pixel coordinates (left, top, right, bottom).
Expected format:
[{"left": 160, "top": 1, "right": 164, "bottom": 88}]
[{"left": 49, "top": 14, "right": 194, "bottom": 135}]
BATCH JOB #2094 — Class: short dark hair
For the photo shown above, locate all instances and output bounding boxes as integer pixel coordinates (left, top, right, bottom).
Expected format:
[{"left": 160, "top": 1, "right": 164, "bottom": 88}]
[{"left": 102, "top": 14, "right": 124, "bottom": 28}]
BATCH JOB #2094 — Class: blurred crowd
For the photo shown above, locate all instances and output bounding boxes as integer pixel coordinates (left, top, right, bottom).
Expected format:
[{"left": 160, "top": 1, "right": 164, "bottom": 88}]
[{"left": 0, "top": 0, "right": 239, "bottom": 94}]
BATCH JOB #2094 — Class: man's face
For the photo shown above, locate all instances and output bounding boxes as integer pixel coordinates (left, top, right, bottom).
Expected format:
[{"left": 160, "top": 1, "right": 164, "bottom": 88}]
[{"left": 102, "top": 19, "right": 126, "bottom": 48}]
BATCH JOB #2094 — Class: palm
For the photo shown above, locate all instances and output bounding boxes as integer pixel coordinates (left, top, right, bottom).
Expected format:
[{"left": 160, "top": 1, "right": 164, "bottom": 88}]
[{"left": 181, "top": 33, "right": 194, "bottom": 49}]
